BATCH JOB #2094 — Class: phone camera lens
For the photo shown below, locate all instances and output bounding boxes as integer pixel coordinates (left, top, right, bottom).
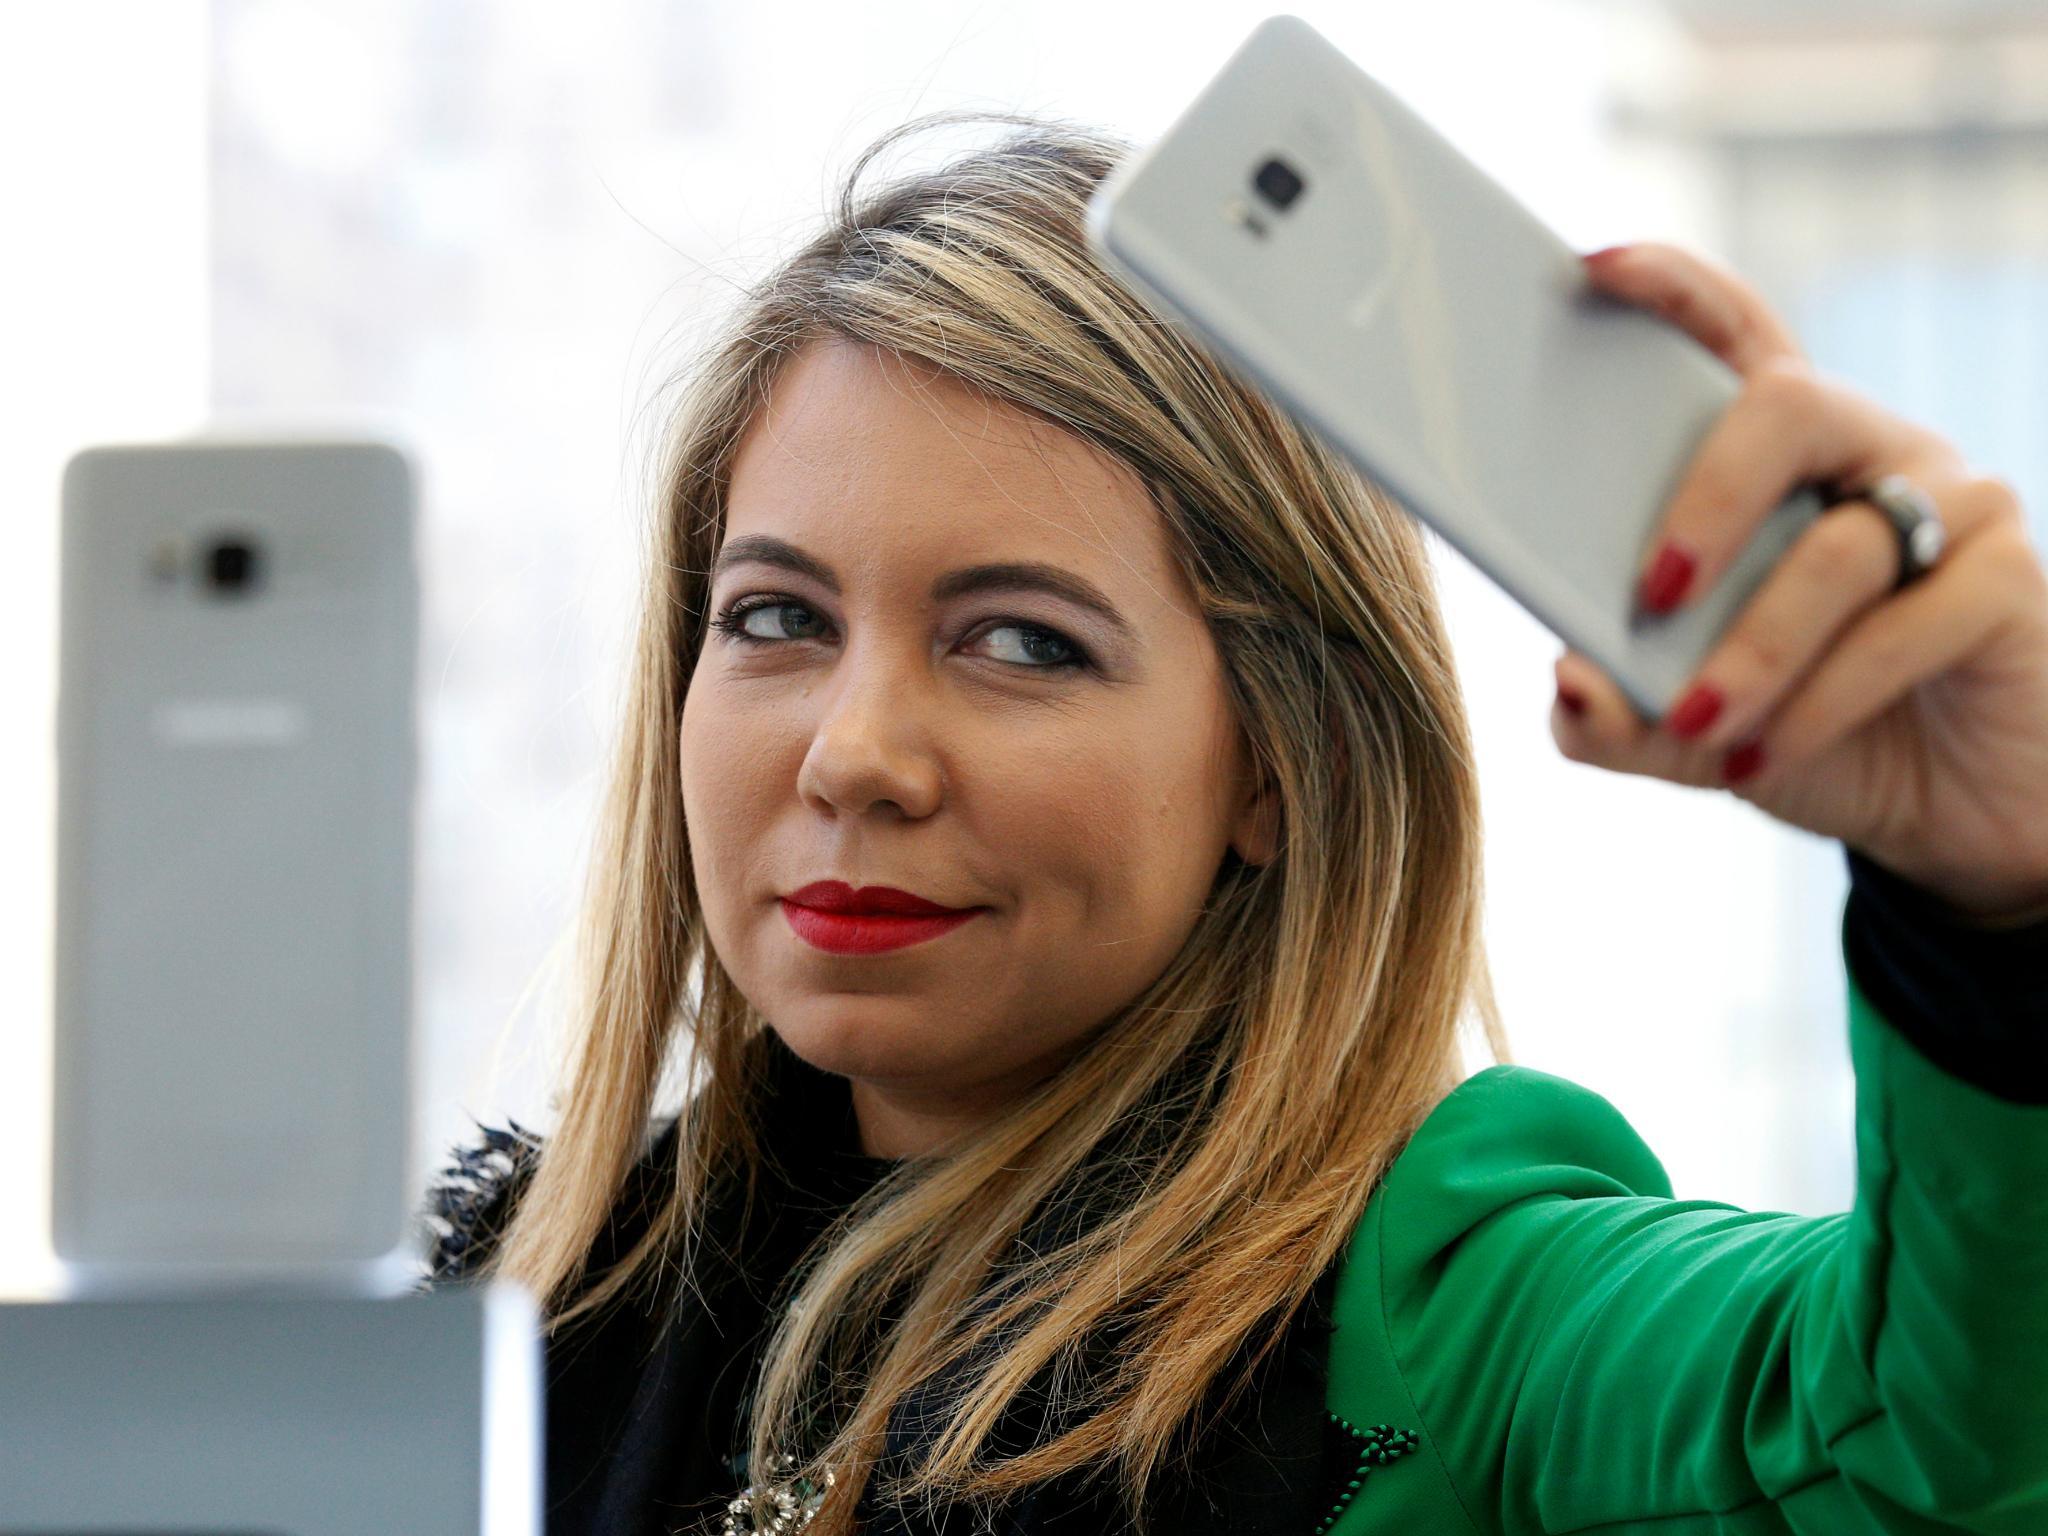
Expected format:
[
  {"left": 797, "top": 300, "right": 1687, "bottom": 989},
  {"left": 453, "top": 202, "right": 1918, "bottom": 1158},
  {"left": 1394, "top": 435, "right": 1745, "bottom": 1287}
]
[
  {"left": 1252, "top": 156, "right": 1305, "bottom": 211},
  {"left": 203, "top": 536, "right": 262, "bottom": 595}
]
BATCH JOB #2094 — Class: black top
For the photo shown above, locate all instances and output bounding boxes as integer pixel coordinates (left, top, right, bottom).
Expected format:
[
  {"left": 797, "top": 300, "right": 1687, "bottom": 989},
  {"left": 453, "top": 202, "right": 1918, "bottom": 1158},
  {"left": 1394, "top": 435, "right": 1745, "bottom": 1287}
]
[
  {"left": 420, "top": 843, "right": 2048, "bottom": 1535},
  {"left": 535, "top": 1052, "right": 905, "bottom": 1536},
  {"left": 1839, "top": 842, "right": 2047, "bottom": 1102}
]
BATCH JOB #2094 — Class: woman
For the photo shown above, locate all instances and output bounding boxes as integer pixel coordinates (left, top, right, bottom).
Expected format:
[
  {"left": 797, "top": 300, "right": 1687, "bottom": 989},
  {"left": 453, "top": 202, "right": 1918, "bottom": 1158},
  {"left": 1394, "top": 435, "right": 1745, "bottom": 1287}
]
[{"left": 421, "top": 110, "right": 2048, "bottom": 1536}]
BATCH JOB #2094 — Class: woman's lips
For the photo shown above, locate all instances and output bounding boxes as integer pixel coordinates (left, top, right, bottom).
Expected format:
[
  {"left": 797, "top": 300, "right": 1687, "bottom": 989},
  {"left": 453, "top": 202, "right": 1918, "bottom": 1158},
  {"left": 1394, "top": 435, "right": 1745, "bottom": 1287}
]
[{"left": 779, "top": 898, "right": 985, "bottom": 955}]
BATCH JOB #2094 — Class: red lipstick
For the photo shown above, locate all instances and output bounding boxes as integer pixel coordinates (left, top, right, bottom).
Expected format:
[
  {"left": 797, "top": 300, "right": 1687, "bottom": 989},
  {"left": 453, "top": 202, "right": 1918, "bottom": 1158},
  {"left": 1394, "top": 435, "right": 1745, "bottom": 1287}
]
[{"left": 780, "top": 881, "right": 985, "bottom": 956}]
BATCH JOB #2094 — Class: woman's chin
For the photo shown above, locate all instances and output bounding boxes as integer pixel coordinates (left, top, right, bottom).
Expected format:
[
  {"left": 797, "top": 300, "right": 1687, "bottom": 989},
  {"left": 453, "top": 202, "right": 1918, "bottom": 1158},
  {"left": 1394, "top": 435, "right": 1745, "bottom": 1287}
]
[{"left": 768, "top": 1010, "right": 962, "bottom": 1086}]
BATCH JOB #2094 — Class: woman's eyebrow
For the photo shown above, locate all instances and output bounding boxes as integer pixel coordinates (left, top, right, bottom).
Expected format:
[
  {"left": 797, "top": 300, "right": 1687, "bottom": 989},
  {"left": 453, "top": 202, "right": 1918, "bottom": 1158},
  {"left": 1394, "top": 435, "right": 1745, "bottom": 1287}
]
[{"left": 708, "top": 534, "right": 1136, "bottom": 644}]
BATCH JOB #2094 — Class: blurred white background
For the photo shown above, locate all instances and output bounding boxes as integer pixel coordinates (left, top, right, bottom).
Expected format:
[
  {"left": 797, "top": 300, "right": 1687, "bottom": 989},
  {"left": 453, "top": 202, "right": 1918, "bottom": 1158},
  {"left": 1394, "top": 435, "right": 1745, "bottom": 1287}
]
[{"left": 5, "top": 0, "right": 2045, "bottom": 1298}]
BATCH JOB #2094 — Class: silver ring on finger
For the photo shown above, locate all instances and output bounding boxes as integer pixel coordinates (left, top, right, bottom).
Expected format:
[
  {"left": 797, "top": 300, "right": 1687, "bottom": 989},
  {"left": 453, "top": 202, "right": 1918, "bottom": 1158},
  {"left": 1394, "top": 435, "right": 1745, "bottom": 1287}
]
[{"left": 1824, "top": 472, "right": 1945, "bottom": 592}]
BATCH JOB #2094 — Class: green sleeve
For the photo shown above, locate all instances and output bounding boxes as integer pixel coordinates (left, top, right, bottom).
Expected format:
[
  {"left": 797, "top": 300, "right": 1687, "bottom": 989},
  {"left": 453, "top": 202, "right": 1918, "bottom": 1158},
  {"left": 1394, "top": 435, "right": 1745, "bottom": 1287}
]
[{"left": 1372, "top": 936, "right": 2048, "bottom": 1534}]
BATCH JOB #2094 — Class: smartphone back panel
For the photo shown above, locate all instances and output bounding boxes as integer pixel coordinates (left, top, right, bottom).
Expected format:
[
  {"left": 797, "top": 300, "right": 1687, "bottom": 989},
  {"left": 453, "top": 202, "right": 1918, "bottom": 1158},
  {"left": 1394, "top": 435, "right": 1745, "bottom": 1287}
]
[
  {"left": 53, "top": 440, "right": 419, "bottom": 1276},
  {"left": 1085, "top": 14, "right": 1823, "bottom": 720}
]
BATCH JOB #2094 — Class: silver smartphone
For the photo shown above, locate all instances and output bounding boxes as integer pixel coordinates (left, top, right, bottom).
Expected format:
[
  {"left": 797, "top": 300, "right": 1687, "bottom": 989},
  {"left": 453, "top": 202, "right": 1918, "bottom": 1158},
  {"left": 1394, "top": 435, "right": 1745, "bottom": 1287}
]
[
  {"left": 1084, "top": 13, "right": 1825, "bottom": 722},
  {"left": 53, "top": 439, "right": 420, "bottom": 1285}
]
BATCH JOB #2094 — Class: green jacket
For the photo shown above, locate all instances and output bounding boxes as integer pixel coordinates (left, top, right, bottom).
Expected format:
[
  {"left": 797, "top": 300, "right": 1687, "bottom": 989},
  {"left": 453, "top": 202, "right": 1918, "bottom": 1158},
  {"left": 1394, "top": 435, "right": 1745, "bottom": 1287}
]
[
  {"left": 419, "top": 850, "right": 2045, "bottom": 1534},
  {"left": 1317, "top": 946, "right": 2047, "bottom": 1535}
]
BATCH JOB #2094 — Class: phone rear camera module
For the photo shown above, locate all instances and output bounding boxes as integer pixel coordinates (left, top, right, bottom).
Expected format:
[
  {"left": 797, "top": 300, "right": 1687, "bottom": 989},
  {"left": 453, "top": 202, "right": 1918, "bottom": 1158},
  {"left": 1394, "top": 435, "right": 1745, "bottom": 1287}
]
[
  {"left": 202, "top": 536, "right": 262, "bottom": 595},
  {"left": 1252, "top": 156, "right": 1305, "bottom": 212}
]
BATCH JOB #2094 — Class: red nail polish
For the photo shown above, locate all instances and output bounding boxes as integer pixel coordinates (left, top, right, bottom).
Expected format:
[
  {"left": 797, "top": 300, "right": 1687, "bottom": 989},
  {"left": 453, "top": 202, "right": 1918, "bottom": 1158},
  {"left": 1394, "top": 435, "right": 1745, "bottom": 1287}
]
[
  {"left": 1638, "top": 543, "right": 1696, "bottom": 614},
  {"left": 1666, "top": 683, "right": 1723, "bottom": 740},
  {"left": 1722, "top": 739, "right": 1766, "bottom": 784},
  {"left": 1557, "top": 685, "right": 1588, "bottom": 718}
]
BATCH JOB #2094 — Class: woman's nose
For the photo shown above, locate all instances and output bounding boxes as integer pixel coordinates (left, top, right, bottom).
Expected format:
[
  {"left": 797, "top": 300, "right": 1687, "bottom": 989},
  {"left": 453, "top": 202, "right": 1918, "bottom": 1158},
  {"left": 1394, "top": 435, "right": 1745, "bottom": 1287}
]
[{"left": 794, "top": 638, "right": 945, "bottom": 817}]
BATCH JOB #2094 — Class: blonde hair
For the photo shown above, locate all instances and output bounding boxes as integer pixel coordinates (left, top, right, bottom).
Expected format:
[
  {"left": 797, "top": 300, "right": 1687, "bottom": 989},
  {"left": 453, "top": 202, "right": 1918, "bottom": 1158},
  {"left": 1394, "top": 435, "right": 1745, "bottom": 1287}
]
[{"left": 483, "top": 108, "right": 1509, "bottom": 1534}]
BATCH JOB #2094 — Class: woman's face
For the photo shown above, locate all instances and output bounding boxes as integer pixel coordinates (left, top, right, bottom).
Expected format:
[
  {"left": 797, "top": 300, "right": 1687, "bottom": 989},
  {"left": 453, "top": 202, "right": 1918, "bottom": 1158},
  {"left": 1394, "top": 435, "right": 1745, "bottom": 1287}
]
[{"left": 681, "top": 338, "right": 1276, "bottom": 1158}]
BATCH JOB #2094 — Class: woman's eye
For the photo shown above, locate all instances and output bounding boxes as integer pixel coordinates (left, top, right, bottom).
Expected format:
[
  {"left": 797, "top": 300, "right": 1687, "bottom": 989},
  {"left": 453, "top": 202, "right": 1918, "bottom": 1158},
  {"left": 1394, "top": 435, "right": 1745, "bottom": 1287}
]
[
  {"left": 708, "top": 597, "right": 1088, "bottom": 672},
  {"left": 712, "top": 597, "right": 825, "bottom": 644},
  {"left": 974, "top": 621, "right": 1086, "bottom": 670}
]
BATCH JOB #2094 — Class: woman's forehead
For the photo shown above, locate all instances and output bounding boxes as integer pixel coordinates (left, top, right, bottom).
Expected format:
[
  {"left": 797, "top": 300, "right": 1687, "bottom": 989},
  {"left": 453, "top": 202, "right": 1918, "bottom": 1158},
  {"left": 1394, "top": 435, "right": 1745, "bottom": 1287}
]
[{"left": 724, "top": 340, "right": 1179, "bottom": 600}]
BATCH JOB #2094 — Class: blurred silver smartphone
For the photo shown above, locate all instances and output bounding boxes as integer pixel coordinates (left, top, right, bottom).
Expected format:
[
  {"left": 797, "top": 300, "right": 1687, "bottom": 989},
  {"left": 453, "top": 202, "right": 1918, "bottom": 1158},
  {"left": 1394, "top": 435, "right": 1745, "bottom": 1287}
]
[
  {"left": 53, "top": 439, "right": 419, "bottom": 1285},
  {"left": 1085, "top": 13, "right": 1825, "bottom": 722}
]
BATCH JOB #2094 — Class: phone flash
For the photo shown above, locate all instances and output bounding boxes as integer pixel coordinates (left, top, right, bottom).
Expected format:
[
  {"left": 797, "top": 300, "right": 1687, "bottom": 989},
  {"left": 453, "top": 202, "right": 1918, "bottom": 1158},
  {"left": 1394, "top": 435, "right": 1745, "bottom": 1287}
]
[{"left": 1224, "top": 199, "right": 1269, "bottom": 238}]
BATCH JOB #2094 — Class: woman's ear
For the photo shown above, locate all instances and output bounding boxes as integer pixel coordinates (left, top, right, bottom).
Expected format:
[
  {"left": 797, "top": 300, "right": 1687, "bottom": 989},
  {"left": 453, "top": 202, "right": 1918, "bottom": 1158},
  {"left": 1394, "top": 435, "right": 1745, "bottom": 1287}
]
[{"left": 1229, "top": 754, "right": 1282, "bottom": 868}]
